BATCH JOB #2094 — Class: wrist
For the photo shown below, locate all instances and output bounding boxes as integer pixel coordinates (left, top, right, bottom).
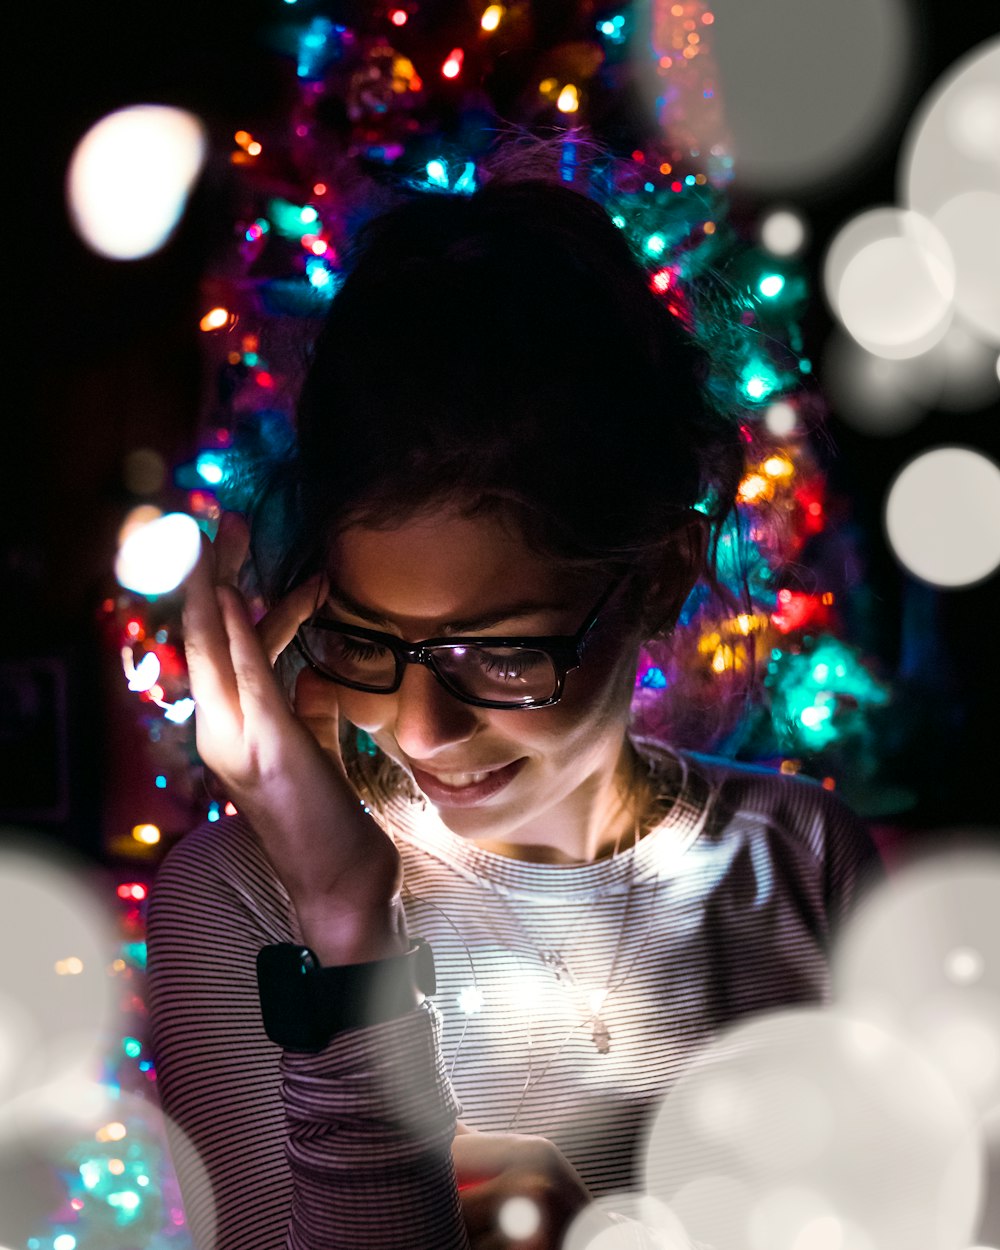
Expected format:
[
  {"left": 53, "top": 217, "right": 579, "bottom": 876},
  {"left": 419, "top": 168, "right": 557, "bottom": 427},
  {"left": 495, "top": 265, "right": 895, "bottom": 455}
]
[{"left": 295, "top": 899, "right": 410, "bottom": 967}]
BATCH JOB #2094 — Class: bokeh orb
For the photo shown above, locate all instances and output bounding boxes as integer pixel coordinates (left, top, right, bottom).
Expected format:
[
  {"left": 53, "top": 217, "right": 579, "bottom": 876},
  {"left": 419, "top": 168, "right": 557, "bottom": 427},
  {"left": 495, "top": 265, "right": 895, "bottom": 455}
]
[
  {"left": 115, "top": 511, "right": 202, "bottom": 596},
  {"left": 823, "top": 208, "right": 954, "bottom": 360},
  {"left": 66, "top": 105, "right": 207, "bottom": 260},
  {"left": 884, "top": 447, "right": 1000, "bottom": 588},
  {"left": 834, "top": 849, "right": 1000, "bottom": 1117},
  {"left": 642, "top": 1008, "right": 983, "bottom": 1250},
  {"left": 693, "top": 0, "right": 912, "bottom": 192},
  {"left": 760, "top": 208, "right": 808, "bottom": 257},
  {"left": 0, "top": 835, "right": 118, "bottom": 1116}
]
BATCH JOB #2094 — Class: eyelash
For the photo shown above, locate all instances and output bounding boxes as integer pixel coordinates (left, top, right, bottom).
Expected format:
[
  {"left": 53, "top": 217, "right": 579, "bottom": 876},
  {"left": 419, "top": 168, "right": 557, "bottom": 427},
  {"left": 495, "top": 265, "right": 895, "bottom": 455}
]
[{"left": 338, "top": 636, "right": 388, "bottom": 662}]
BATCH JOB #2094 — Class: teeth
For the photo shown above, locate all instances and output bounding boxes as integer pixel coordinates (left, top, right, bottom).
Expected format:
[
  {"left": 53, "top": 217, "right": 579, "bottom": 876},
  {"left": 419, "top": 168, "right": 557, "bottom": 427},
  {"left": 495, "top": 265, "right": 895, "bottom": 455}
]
[{"left": 436, "top": 771, "right": 491, "bottom": 786}]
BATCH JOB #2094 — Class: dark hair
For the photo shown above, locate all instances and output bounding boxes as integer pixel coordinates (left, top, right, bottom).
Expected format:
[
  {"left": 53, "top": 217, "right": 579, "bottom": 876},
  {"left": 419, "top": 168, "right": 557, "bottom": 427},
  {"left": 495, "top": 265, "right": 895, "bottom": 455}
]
[
  {"left": 247, "top": 140, "right": 749, "bottom": 801},
  {"left": 256, "top": 176, "right": 742, "bottom": 586}
]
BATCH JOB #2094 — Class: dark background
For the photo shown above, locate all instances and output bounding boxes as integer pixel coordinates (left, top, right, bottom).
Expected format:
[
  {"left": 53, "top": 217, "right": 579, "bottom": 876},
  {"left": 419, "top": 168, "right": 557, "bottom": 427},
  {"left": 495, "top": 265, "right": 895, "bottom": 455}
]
[{"left": 6, "top": 0, "right": 999, "bottom": 865}]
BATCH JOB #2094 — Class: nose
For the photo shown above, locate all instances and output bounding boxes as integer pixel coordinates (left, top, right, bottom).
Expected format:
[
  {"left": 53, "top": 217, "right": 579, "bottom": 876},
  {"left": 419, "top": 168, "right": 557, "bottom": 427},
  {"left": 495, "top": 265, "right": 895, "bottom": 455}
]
[{"left": 390, "top": 660, "right": 483, "bottom": 761}]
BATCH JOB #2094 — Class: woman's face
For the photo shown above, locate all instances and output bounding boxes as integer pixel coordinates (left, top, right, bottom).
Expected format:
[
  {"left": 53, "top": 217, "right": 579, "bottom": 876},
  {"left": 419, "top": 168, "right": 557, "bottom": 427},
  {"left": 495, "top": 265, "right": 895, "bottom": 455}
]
[{"left": 319, "top": 506, "right": 643, "bottom": 860}]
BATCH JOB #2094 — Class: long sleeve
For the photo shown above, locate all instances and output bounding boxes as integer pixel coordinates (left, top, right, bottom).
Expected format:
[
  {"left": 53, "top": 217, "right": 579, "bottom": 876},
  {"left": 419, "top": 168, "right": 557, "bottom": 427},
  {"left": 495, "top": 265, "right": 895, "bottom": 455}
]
[
  {"left": 280, "top": 1004, "right": 469, "bottom": 1248},
  {"left": 145, "top": 816, "right": 470, "bottom": 1250}
]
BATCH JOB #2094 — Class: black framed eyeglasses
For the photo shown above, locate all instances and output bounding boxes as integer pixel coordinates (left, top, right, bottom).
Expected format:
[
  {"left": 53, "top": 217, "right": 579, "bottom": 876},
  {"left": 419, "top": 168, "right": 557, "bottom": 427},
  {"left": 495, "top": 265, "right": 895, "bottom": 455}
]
[{"left": 293, "top": 579, "right": 623, "bottom": 710}]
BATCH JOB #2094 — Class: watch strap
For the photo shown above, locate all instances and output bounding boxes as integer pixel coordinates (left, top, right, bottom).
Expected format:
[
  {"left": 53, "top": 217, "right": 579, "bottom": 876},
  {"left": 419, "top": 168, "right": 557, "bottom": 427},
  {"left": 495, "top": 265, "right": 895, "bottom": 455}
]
[{"left": 256, "top": 937, "right": 436, "bottom": 1052}]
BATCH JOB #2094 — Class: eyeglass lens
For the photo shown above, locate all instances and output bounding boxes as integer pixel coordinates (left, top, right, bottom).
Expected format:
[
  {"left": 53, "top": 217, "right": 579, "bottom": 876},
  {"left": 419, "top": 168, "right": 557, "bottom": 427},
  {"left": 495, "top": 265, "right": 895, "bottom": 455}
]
[{"left": 297, "top": 627, "right": 559, "bottom": 704}]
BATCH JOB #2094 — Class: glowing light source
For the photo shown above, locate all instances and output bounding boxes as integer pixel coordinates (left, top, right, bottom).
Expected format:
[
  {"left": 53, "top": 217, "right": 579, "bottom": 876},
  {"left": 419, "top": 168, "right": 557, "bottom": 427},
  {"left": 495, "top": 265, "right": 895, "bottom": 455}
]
[
  {"left": 458, "top": 986, "right": 484, "bottom": 1014},
  {"left": 164, "top": 698, "right": 196, "bottom": 724},
  {"left": 442, "top": 48, "right": 463, "bottom": 78},
  {"left": 115, "top": 511, "right": 202, "bottom": 596},
  {"left": 67, "top": 105, "right": 207, "bottom": 260},
  {"left": 131, "top": 824, "right": 161, "bottom": 845},
  {"left": 196, "top": 452, "right": 225, "bottom": 485},
  {"left": 391, "top": 8, "right": 407, "bottom": 24},
  {"left": 741, "top": 359, "right": 780, "bottom": 402},
  {"left": 763, "top": 454, "right": 793, "bottom": 478},
  {"left": 645, "top": 233, "right": 666, "bottom": 257},
  {"left": 481, "top": 4, "right": 504, "bottom": 30},
  {"left": 759, "top": 273, "right": 785, "bottom": 298},
  {"left": 122, "top": 647, "right": 161, "bottom": 693},
  {"left": 199, "top": 306, "right": 230, "bottom": 332},
  {"left": 557, "top": 84, "right": 579, "bottom": 113}
]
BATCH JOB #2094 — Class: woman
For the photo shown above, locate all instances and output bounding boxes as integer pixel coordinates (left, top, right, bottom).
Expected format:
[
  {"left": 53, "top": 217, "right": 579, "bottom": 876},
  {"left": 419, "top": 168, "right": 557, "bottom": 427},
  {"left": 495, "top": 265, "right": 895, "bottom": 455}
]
[{"left": 146, "top": 155, "right": 881, "bottom": 1250}]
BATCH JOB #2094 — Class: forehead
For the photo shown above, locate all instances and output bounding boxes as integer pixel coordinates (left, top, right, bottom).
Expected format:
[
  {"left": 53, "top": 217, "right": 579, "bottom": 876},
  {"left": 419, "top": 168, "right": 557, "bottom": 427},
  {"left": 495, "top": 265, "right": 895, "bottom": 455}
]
[{"left": 327, "top": 508, "right": 587, "bottom": 629}]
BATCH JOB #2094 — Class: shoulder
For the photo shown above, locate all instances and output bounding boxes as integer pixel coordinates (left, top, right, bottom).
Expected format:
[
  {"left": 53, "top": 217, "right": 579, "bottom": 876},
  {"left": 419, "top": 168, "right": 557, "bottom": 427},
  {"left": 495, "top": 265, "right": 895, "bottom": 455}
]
[
  {"left": 147, "top": 815, "right": 296, "bottom": 950},
  {"left": 681, "top": 749, "right": 885, "bottom": 923}
]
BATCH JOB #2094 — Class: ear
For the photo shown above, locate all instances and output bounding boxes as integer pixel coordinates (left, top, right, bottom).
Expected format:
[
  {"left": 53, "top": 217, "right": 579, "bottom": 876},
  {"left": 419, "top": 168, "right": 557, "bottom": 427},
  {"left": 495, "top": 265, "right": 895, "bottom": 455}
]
[{"left": 641, "top": 511, "right": 709, "bottom": 637}]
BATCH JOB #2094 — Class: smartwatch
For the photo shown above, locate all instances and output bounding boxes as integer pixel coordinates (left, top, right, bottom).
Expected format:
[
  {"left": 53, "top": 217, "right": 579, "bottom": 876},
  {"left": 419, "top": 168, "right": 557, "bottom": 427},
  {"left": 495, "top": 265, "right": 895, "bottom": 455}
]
[{"left": 256, "top": 937, "right": 437, "bottom": 1053}]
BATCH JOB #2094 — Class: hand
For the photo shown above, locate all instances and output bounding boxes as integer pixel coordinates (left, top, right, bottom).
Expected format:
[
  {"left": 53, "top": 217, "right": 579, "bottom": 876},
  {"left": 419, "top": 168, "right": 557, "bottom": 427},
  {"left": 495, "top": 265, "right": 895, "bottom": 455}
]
[
  {"left": 452, "top": 1130, "right": 595, "bottom": 1249},
  {"left": 181, "top": 511, "right": 407, "bottom": 964}
]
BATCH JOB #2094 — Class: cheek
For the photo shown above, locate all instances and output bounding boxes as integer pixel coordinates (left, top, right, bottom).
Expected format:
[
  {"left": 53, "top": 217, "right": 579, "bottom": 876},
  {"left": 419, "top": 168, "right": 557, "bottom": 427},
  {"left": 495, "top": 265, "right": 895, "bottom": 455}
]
[{"left": 508, "top": 644, "right": 639, "bottom": 756}]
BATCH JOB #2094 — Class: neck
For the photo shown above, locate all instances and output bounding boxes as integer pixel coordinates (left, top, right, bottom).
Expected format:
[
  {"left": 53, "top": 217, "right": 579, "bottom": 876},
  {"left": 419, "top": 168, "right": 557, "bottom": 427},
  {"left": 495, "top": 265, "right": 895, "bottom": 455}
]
[{"left": 472, "top": 740, "right": 647, "bottom": 866}]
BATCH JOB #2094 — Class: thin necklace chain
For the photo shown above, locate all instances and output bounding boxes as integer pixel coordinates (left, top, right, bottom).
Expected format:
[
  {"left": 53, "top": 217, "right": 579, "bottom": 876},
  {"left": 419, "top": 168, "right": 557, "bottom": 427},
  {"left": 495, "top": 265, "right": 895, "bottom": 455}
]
[{"left": 399, "top": 742, "right": 684, "bottom": 1129}]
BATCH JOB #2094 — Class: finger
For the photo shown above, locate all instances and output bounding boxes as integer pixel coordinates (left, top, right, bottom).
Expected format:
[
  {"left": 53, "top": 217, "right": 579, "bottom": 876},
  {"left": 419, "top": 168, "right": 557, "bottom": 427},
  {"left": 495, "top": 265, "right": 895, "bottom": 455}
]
[
  {"left": 216, "top": 584, "right": 292, "bottom": 723},
  {"left": 214, "top": 511, "right": 250, "bottom": 586},
  {"left": 257, "top": 573, "right": 328, "bottom": 666},
  {"left": 293, "top": 667, "right": 341, "bottom": 762},
  {"left": 181, "top": 532, "right": 241, "bottom": 720}
]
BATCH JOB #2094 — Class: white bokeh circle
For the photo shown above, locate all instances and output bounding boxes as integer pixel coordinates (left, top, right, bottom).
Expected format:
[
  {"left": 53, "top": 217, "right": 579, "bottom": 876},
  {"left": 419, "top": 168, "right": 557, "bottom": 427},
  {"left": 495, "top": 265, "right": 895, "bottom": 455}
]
[
  {"left": 884, "top": 447, "right": 1000, "bottom": 588},
  {"left": 759, "top": 209, "right": 808, "bottom": 257},
  {"left": 932, "top": 191, "right": 1000, "bottom": 345},
  {"left": 641, "top": 1008, "right": 983, "bottom": 1250},
  {"left": 498, "top": 1195, "right": 541, "bottom": 1239},
  {"left": 823, "top": 208, "right": 955, "bottom": 359},
  {"left": 115, "top": 511, "right": 203, "bottom": 596},
  {"left": 0, "top": 836, "right": 119, "bottom": 1115},
  {"left": 66, "top": 104, "right": 207, "bottom": 260},
  {"left": 822, "top": 329, "right": 937, "bottom": 435},
  {"left": 563, "top": 1191, "right": 691, "bottom": 1249},
  {"left": 691, "top": 0, "right": 913, "bottom": 191},
  {"left": 901, "top": 41, "right": 1000, "bottom": 229},
  {"left": 833, "top": 848, "right": 1000, "bottom": 1117}
]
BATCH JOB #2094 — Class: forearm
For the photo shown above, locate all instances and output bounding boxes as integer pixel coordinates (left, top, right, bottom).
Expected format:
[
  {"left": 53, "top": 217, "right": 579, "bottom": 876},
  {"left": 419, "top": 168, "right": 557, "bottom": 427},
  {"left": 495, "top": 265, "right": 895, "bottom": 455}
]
[{"left": 279, "top": 1003, "right": 472, "bottom": 1250}]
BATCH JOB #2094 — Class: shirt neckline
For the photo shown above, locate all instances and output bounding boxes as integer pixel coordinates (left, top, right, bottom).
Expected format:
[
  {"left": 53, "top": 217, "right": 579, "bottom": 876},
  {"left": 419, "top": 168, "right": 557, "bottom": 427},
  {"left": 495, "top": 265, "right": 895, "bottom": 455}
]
[{"left": 385, "top": 737, "right": 715, "bottom": 899}]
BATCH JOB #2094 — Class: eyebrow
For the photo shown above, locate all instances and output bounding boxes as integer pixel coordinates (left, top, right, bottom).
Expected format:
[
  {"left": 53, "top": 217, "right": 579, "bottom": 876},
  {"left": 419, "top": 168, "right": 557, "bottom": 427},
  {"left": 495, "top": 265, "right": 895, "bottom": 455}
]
[{"left": 323, "top": 585, "right": 569, "bottom": 635}]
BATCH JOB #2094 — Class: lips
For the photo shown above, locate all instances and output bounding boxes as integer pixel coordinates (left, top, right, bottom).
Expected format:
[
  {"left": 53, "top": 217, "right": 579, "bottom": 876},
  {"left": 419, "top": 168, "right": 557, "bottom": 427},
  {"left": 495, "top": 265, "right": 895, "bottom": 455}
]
[{"left": 408, "top": 758, "right": 526, "bottom": 807}]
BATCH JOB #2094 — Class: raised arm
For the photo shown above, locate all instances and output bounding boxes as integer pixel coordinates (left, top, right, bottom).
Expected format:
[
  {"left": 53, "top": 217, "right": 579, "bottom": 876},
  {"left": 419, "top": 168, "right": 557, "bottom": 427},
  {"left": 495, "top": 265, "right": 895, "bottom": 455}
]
[{"left": 146, "top": 511, "right": 470, "bottom": 1249}]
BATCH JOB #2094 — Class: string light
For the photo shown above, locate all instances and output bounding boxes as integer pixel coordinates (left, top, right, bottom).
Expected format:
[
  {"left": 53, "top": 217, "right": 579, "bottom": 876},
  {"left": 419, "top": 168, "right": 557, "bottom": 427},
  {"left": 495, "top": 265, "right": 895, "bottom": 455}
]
[
  {"left": 557, "top": 84, "right": 579, "bottom": 113},
  {"left": 481, "top": 4, "right": 504, "bottom": 31},
  {"left": 199, "top": 306, "right": 230, "bottom": 332},
  {"left": 442, "top": 48, "right": 463, "bottom": 78}
]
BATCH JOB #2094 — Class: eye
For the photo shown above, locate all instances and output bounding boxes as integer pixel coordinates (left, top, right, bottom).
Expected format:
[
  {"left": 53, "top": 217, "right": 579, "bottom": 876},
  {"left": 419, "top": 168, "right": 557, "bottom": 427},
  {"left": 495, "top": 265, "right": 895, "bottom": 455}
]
[
  {"left": 338, "top": 636, "right": 388, "bottom": 662},
  {"left": 476, "top": 650, "right": 545, "bottom": 680}
]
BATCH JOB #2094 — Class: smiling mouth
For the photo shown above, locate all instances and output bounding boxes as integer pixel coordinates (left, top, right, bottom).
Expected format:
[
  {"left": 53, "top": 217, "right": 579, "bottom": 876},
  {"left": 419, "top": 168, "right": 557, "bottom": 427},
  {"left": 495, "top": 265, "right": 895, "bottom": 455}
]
[
  {"left": 417, "top": 764, "right": 513, "bottom": 787},
  {"left": 407, "top": 758, "right": 527, "bottom": 805}
]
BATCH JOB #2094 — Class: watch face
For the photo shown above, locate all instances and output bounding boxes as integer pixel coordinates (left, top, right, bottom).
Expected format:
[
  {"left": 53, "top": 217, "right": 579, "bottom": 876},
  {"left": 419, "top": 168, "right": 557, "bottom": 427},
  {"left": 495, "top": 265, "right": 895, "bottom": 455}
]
[{"left": 255, "top": 940, "right": 435, "bottom": 1051}]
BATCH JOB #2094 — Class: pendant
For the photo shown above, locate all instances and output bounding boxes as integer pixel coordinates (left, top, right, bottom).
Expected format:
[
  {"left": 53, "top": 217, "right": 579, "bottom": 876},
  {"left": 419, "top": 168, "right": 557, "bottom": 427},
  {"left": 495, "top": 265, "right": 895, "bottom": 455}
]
[
  {"left": 540, "top": 950, "right": 573, "bottom": 984},
  {"left": 592, "top": 1017, "right": 611, "bottom": 1054}
]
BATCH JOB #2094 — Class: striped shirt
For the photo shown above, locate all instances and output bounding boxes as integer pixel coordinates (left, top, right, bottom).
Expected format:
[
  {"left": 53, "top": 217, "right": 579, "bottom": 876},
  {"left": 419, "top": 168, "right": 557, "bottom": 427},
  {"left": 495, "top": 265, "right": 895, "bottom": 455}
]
[{"left": 146, "top": 739, "right": 882, "bottom": 1249}]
